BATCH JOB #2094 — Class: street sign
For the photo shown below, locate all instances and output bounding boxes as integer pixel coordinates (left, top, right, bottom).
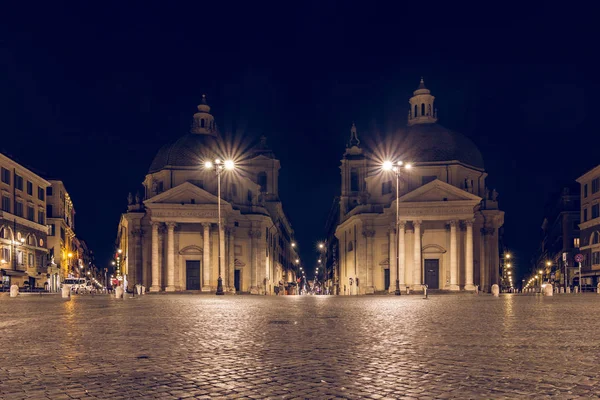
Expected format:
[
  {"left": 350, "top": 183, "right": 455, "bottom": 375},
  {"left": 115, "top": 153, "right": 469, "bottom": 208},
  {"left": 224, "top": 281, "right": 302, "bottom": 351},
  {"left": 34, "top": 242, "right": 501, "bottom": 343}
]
[{"left": 575, "top": 254, "right": 584, "bottom": 263}]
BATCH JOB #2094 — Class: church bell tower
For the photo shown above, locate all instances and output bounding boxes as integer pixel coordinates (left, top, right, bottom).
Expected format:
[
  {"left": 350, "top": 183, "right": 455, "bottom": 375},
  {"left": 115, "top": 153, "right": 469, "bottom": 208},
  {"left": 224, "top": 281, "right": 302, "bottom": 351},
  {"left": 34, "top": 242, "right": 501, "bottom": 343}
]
[{"left": 407, "top": 78, "right": 437, "bottom": 126}]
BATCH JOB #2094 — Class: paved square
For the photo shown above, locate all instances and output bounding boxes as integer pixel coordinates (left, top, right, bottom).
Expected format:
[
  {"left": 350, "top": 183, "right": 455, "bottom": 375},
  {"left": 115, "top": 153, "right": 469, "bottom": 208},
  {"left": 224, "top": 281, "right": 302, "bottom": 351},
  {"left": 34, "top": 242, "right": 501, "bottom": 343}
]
[{"left": 1, "top": 293, "right": 600, "bottom": 399}]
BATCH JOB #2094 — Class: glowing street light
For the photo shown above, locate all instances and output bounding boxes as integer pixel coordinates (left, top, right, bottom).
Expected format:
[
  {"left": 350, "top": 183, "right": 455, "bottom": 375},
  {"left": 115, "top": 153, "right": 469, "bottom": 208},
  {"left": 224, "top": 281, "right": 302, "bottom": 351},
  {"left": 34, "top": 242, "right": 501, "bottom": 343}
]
[
  {"left": 204, "top": 157, "right": 236, "bottom": 295},
  {"left": 383, "top": 159, "right": 412, "bottom": 295}
]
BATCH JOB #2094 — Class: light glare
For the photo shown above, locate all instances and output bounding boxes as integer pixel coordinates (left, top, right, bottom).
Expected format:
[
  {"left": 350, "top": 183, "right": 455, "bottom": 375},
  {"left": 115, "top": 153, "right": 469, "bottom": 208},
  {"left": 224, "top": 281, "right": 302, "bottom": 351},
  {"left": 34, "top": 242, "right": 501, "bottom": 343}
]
[
  {"left": 382, "top": 161, "right": 393, "bottom": 171},
  {"left": 224, "top": 160, "right": 235, "bottom": 170}
]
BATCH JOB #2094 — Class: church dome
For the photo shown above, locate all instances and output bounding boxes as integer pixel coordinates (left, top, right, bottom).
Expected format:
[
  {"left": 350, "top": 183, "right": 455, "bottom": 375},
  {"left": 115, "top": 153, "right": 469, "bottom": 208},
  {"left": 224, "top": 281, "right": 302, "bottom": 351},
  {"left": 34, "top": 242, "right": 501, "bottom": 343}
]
[
  {"left": 148, "top": 134, "right": 218, "bottom": 173},
  {"left": 148, "top": 96, "right": 220, "bottom": 174},
  {"left": 402, "top": 123, "right": 484, "bottom": 169},
  {"left": 402, "top": 79, "right": 484, "bottom": 169}
]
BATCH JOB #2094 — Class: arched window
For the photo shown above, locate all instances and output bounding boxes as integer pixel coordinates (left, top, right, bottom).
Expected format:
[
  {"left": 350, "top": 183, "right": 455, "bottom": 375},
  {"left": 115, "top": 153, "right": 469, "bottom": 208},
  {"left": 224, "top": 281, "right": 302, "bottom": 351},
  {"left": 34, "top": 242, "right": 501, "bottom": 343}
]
[
  {"left": 414, "top": 104, "right": 418, "bottom": 118},
  {"left": 347, "top": 241, "right": 354, "bottom": 252},
  {"left": 0, "top": 227, "right": 5, "bottom": 239},
  {"left": 421, "top": 103, "right": 425, "bottom": 116},
  {"left": 428, "top": 104, "right": 432, "bottom": 116},
  {"left": 257, "top": 172, "right": 267, "bottom": 192},
  {"left": 201, "top": 119, "right": 205, "bottom": 128},
  {"left": 350, "top": 168, "right": 359, "bottom": 192}
]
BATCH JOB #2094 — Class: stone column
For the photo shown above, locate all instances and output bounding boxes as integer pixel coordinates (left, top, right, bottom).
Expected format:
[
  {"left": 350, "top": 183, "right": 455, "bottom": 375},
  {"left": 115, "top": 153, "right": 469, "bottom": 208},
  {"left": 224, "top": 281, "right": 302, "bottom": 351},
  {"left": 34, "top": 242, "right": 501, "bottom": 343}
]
[
  {"left": 363, "top": 229, "right": 375, "bottom": 294},
  {"left": 150, "top": 222, "right": 161, "bottom": 292},
  {"left": 388, "top": 227, "right": 396, "bottom": 293},
  {"left": 448, "top": 220, "right": 459, "bottom": 291},
  {"left": 398, "top": 221, "right": 406, "bottom": 289},
  {"left": 227, "top": 227, "right": 235, "bottom": 293},
  {"left": 249, "top": 229, "right": 258, "bottom": 294},
  {"left": 166, "top": 222, "right": 176, "bottom": 292},
  {"left": 202, "top": 223, "right": 211, "bottom": 292},
  {"left": 219, "top": 224, "right": 226, "bottom": 288},
  {"left": 480, "top": 228, "right": 487, "bottom": 291},
  {"left": 465, "top": 219, "right": 475, "bottom": 290},
  {"left": 413, "top": 220, "right": 422, "bottom": 289}
]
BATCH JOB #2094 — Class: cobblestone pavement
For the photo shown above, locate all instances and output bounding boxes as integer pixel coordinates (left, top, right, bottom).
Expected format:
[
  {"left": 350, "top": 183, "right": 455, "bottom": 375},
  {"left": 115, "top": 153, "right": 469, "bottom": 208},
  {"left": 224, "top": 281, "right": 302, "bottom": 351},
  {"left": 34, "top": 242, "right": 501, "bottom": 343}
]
[{"left": 1, "top": 293, "right": 600, "bottom": 399}]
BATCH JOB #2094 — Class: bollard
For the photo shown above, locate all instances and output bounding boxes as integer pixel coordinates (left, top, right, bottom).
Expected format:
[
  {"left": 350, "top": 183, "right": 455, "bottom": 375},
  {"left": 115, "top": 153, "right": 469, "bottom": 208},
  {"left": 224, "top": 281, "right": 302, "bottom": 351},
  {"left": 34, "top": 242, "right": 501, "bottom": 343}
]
[
  {"left": 136, "top": 284, "right": 142, "bottom": 296},
  {"left": 406, "top": 287, "right": 410, "bottom": 295},
  {"left": 61, "top": 285, "right": 71, "bottom": 299},
  {"left": 597, "top": 283, "right": 600, "bottom": 294},
  {"left": 10, "top": 284, "right": 19, "bottom": 297},
  {"left": 566, "top": 287, "right": 571, "bottom": 294},
  {"left": 543, "top": 284, "right": 553, "bottom": 296},
  {"left": 574, "top": 286, "right": 579, "bottom": 294},
  {"left": 560, "top": 287, "right": 564, "bottom": 294},
  {"left": 115, "top": 286, "right": 124, "bottom": 299},
  {"left": 141, "top": 285, "right": 146, "bottom": 295},
  {"left": 423, "top": 285, "right": 428, "bottom": 299},
  {"left": 491, "top": 284, "right": 500, "bottom": 297}
]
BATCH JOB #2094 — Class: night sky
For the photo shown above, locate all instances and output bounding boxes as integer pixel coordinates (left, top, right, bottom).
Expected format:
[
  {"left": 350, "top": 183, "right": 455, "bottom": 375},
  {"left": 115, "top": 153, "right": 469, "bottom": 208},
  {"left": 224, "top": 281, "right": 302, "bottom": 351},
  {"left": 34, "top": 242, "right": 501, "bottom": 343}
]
[{"left": 1, "top": 3, "right": 596, "bottom": 283}]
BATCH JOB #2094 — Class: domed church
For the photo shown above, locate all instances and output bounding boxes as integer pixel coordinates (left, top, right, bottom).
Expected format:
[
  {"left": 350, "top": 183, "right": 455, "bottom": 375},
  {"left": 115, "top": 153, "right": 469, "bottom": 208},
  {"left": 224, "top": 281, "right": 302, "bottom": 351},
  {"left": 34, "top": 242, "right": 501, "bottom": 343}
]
[
  {"left": 117, "top": 96, "right": 298, "bottom": 294},
  {"left": 334, "top": 79, "right": 504, "bottom": 294}
]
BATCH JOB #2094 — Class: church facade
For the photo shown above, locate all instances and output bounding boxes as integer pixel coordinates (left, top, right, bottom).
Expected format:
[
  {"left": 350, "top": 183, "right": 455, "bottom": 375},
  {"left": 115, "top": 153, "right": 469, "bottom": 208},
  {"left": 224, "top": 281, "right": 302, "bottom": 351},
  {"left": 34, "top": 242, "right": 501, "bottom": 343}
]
[
  {"left": 117, "top": 96, "right": 298, "bottom": 294},
  {"left": 334, "top": 80, "right": 504, "bottom": 294}
]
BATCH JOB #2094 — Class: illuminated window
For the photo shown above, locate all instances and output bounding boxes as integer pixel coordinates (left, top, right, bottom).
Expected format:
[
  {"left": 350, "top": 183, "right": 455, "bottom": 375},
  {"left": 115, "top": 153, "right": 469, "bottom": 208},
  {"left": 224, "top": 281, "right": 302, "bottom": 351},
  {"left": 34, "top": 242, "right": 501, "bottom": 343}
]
[{"left": 574, "top": 237, "right": 580, "bottom": 248}]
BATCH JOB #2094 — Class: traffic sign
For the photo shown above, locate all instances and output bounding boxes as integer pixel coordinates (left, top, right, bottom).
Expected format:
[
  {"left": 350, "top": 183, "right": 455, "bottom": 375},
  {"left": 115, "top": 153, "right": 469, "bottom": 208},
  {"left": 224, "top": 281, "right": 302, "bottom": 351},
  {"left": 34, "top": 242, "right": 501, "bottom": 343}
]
[{"left": 575, "top": 254, "right": 584, "bottom": 263}]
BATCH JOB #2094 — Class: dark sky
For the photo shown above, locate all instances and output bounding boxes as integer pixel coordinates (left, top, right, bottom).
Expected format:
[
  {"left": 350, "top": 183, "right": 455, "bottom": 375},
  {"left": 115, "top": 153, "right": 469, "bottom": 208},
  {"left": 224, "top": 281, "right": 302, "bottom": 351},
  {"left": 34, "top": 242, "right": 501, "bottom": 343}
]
[{"left": 1, "top": 3, "right": 596, "bottom": 283}]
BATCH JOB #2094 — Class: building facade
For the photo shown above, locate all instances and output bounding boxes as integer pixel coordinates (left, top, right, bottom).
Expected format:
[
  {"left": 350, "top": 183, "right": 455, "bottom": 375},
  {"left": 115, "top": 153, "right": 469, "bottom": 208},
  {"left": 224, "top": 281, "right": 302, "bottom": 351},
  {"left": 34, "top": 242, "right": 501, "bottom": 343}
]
[
  {"left": 576, "top": 165, "right": 600, "bottom": 288},
  {"left": 45, "top": 180, "right": 78, "bottom": 291},
  {"left": 333, "top": 79, "right": 504, "bottom": 294},
  {"left": 0, "top": 152, "right": 50, "bottom": 290},
  {"left": 117, "top": 96, "right": 298, "bottom": 294},
  {"left": 534, "top": 185, "right": 580, "bottom": 289}
]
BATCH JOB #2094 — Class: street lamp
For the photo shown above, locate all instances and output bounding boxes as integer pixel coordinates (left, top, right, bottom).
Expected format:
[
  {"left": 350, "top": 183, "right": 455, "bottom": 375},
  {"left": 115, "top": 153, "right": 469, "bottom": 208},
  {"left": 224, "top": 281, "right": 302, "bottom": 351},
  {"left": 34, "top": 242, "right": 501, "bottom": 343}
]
[
  {"left": 205, "top": 158, "right": 235, "bottom": 295},
  {"left": 383, "top": 160, "right": 411, "bottom": 295}
]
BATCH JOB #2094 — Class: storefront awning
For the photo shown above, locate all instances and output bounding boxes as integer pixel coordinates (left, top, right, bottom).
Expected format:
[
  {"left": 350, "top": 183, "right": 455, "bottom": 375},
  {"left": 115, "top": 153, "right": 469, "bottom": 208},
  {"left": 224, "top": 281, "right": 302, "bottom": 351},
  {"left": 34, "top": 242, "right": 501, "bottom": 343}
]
[{"left": 0, "top": 269, "right": 28, "bottom": 277}]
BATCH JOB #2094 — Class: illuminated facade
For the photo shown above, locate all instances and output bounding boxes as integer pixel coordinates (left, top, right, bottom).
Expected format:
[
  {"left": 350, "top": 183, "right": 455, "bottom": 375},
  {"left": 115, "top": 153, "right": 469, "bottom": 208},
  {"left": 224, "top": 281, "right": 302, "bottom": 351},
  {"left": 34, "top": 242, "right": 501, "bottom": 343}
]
[
  {"left": 333, "top": 79, "right": 504, "bottom": 294},
  {"left": 117, "top": 96, "right": 298, "bottom": 294},
  {"left": 0, "top": 152, "right": 50, "bottom": 290},
  {"left": 576, "top": 165, "right": 600, "bottom": 288},
  {"left": 45, "top": 180, "right": 77, "bottom": 291}
]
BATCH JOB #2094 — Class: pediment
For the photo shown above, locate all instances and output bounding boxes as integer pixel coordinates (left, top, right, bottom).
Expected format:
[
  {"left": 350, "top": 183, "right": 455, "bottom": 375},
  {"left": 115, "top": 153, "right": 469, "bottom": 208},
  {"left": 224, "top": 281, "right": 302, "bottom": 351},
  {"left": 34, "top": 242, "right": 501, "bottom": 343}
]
[
  {"left": 144, "top": 182, "right": 223, "bottom": 206},
  {"left": 399, "top": 179, "right": 481, "bottom": 204}
]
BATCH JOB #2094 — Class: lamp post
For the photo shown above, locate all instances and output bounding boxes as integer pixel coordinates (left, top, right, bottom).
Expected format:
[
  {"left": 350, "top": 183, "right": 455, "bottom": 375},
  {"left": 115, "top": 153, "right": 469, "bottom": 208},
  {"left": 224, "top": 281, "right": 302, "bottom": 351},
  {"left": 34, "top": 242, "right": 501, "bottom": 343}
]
[
  {"left": 383, "top": 160, "right": 411, "bottom": 295},
  {"left": 205, "top": 158, "right": 235, "bottom": 295}
]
